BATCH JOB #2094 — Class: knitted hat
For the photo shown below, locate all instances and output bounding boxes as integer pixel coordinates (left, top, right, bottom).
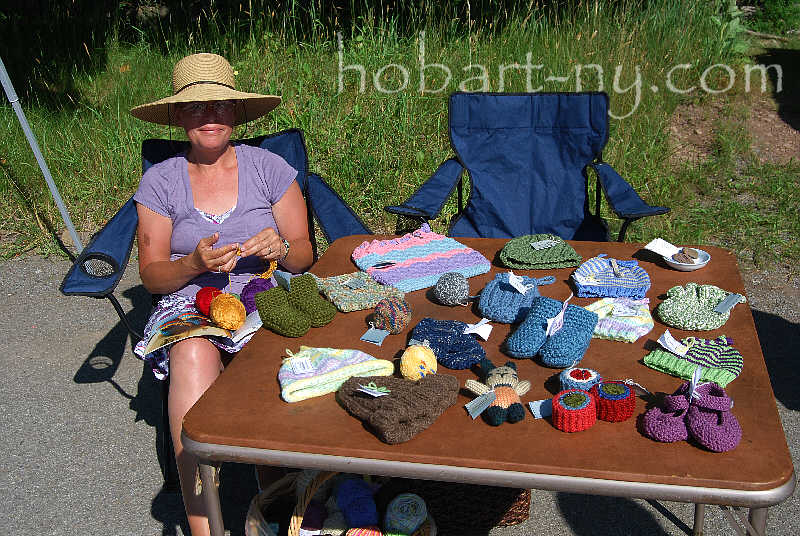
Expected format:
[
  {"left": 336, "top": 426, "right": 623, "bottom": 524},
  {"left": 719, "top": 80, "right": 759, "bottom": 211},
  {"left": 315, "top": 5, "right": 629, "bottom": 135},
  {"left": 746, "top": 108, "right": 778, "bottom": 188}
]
[
  {"left": 551, "top": 389, "right": 597, "bottom": 432},
  {"left": 336, "top": 478, "right": 379, "bottom": 529},
  {"left": 477, "top": 272, "right": 556, "bottom": 324},
  {"left": 399, "top": 345, "right": 438, "bottom": 381},
  {"left": 409, "top": 318, "right": 487, "bottom": 369},
  {"left": 559, "top": 367, "right": 603, "bottom": 392},
  {"left": 351, "top": 224, "right": 491, "bottom": 292},
  {"left": 383, "top": 493, "right": 427, "bottom": 535},
  {"left": 372, "top": 297, "right": 412, "bottom": 334},
  {"left": 656, "top": 283, "right": 746, "bottom": 331},
  {"left": 571, "top": 254, "right": 651, "bottom": 298},
  {"left": 240, "top": 277, "right": 275, "bottom": 314},
  {"left": 499, "top": 233, "right": 582, "bottom": 269},
  {"left": 278, "top": 347, "right": 394, "bottom": 403},
  {"left": 432, "top": 272, "right": 470, "bottom": 306},
  {"left": 643, "top": 335, "right": 743, "bottom": 388},
  {"left": 255, "top": 286, "right": 311, "bottom": 337},
  {"left": 313, "top": 272, "right": 405, "bottom": 313},
  {"left": 336, "top": 374, "right": 459, "bottom": 444},
  {"left": 583, "top": 297, "right": 654, "bottom": 343},
  {"left": 209, "top": 293, "right": 246, "bottom": 330},
  {"left": 504, "top": 297, "right": 598, "bottom": 367},
  {"left": 590, "top": 381, "right": 636, "bottom": 422}
]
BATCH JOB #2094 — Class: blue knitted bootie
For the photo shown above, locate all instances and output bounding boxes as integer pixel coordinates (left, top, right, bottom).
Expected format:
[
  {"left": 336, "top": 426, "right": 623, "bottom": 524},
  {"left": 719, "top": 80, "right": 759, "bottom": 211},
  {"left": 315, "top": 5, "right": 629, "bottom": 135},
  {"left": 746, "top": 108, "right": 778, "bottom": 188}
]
[
  {"left": 539, "top": 305, "right": 598, "bottom": 367},
  {"left": 504, "top": 297, "right": 563, "bottom": 358}
]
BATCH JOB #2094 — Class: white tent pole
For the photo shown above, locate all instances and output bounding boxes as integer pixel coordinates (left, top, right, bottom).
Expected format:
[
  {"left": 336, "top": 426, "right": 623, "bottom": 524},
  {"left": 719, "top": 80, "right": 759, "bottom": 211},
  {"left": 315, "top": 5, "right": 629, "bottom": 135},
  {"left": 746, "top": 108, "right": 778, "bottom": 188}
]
[{"left": 0, "top": 55, "right": 83, "bottom": 252}]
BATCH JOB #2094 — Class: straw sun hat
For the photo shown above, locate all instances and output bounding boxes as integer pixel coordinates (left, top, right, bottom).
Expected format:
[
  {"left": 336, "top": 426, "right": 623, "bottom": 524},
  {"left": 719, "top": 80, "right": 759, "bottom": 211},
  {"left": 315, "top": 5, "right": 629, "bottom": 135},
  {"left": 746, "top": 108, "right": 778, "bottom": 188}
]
[{"left": 130, "top": 53, "right": 281, "bottom": 126}]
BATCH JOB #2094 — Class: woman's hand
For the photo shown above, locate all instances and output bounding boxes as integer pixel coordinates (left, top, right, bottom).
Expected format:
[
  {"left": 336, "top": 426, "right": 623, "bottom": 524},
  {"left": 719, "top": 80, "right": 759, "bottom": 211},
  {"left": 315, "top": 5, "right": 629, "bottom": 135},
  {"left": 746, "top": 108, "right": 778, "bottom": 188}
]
[
  {"left": 241, "top": 227, "right": 285, "bottom": 262},
  {"left": 188, "top": 232, "right": 240, "bottom": 273}
]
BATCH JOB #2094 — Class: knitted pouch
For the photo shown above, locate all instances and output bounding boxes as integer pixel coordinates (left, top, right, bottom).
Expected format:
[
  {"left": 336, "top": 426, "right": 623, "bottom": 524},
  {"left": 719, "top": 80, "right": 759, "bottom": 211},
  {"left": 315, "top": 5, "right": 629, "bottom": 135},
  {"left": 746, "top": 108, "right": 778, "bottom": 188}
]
[
  {"left": 336, "top": 374, "right": 459, "bottom": 444},
  {"left": 410, "top": 318, "right": 487, "bottom": 369},
  {"left": 571, "top": 254, "right": 651, "bottom": 298},
  {"left": 499, "top": 233, "right": 582, "bottom": 269},
  {"left": 351, "top": 224, "right": 491, "bottom": 292},
  {"left": 656, "top": 283, "right": 746, "bottom": 331},
  {"left": 477, "top": 272, "right": 557, "bottom": 324},
  {"left": 312, "top": 272, "right": 405, "bottom": 312},
  {"left": 583, "top": 297, "right": 654, "bottom": 342},
  {"left": 278, "top": 346, "right": 395, "bottom": 402},
  {"left": 643, "top": 335, "right": 743, "bottom": 388}
]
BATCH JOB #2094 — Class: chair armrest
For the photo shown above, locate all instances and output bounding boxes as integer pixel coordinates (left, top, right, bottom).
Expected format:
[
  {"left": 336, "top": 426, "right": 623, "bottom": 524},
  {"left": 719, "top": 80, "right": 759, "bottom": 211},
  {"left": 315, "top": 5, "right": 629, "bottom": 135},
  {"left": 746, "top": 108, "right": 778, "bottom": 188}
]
[
  {"left": 385, "top": 158, "right": 465, "bottom": 221},
  {"left": 590, "top": 162, "right": 670, "bottom": 220},
  {"left": 60, "top": 196, "right": 138, "bottom": 298},
  {"left": 306, "top": 173, "right": 372, "bottom": 244}
]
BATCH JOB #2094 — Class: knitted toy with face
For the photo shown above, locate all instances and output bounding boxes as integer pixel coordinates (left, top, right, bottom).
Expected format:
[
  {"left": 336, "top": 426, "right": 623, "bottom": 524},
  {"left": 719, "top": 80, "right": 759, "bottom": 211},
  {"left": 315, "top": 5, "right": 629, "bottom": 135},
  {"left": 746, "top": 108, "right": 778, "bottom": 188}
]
[{"left": 465, "top": 359, "right": 531, "bottom": 425}]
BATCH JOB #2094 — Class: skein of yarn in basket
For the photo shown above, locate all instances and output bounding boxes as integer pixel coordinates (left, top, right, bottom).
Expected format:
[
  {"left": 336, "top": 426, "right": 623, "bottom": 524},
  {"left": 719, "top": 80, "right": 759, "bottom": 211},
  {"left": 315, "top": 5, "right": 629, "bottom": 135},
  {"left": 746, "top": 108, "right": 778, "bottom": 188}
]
[
  {"left": 372, "top": 296, "right": 412, "bottom": 334},
  {"left": 384, "top": 493, "right": 427, "bottom": 535}
]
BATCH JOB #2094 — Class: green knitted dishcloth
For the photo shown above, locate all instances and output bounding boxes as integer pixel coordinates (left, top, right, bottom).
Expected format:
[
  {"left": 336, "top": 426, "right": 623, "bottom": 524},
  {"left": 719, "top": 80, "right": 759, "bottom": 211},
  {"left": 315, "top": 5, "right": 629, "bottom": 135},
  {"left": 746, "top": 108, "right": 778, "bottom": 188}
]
[
  {"left": 499, "top": 234, "right": 582, "bottom": 269},
  {"left": 656, "top": 283, "right": 746, "bottom": 331}
]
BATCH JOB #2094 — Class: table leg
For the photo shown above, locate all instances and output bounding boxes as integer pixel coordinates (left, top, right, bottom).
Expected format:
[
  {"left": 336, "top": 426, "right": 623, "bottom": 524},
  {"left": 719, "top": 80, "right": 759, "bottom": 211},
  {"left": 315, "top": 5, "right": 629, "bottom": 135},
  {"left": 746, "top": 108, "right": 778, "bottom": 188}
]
[
  {"left": 693, "top": 503, "right": 705, "bottom": 536},
  {"left": 199, "top": 462, "right": 224, "bottom": 536},
  {"left": 748, "top": 507, "right": 768, "bottom": 535}
]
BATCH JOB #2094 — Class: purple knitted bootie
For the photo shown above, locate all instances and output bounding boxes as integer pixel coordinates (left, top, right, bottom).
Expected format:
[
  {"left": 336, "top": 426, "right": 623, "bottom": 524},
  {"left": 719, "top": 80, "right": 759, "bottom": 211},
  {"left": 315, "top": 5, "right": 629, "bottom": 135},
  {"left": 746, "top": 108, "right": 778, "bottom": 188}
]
[
  {"left": 642, "top": 381, "right": 691, "bottom": 443},
  {"left": 686, "top": 382, "right": 741, "bottom": 452}
]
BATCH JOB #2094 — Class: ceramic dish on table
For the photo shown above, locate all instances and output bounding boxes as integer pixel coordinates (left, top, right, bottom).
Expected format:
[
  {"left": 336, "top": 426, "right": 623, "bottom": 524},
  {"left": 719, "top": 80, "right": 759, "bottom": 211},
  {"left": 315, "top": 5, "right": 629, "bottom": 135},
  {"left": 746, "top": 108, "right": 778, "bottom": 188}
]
[{"left": 663, "top": 248, "right": 711, "bottom": 271}]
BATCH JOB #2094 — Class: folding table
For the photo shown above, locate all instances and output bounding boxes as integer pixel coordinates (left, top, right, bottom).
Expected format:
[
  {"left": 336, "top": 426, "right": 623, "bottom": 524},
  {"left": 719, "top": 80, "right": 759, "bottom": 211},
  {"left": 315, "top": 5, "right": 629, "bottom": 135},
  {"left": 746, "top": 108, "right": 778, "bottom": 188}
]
[{"left": 182, "top": 236, "right": 795, "bottom": 536}]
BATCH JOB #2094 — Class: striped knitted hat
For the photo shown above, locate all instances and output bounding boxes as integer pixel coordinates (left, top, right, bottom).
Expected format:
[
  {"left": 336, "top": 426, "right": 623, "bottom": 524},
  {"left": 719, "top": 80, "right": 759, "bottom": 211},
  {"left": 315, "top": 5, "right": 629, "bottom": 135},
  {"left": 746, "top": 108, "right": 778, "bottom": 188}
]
[
  {"left": 499, "top": 233, "right": 582, "bottom": 269},
  {"left": 351, "top": 224, "right": 490, "bottom": 293},
  {"left": 643, "top": 335, "right": 743, "bottom": 388},
  {"left": 656, "top": 283, "right": 746, "bottom": 331},
  {"left": 583, "top": 297, "right": 654, "bottom": 343},
  {"left": 477, "top": 272, "right": 556, "bottom": 324},
  {"left": 313, "top": 271, "right": 405, "bottom": 312},
  {"left": 571, "top": 254, "right": 651, "bottom": 298}
]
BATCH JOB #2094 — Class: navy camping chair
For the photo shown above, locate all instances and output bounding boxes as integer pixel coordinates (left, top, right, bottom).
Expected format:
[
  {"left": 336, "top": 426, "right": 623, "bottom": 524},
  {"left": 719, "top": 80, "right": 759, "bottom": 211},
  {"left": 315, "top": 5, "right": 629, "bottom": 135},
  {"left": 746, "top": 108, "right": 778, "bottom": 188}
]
[
  {"left": 386, "top": 92, "right": 669, "bottom": 241},
  {"left": 60, "top": 128, "right": 371, "bottom": 489}
]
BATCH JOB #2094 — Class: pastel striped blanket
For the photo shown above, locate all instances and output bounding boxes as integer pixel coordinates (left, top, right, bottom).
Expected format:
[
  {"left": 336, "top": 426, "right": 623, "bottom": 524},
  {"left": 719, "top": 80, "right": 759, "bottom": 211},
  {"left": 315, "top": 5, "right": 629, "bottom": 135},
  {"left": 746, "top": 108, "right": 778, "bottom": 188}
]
[{"left": 351, "top": 224, "right": 491, "bottom": 292}]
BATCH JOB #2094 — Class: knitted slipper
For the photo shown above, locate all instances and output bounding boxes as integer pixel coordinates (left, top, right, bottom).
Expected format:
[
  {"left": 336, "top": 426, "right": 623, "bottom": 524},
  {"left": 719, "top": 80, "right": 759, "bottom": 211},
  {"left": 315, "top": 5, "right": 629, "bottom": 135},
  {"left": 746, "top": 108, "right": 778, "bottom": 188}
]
[
  {"left": 255, "top": 286, "right": 311, "bottom": 337},
  {"left": 686, "top": 382, "right": 742, "bottom": 452},
  {"left": 551, "top": 389, "right": 597, "bottom": 432},
  {"left": 504, "top": 296, "right": 563, "bottom": 358},
  {"left": 641, "top": 382, "right": 691, "bottom": 443},
  {"left": 590, "top": 381, "right": 636, "bottom": 422},
  {"left": 288, "top": 273, "right": 337, "bottom": 327},
  {"left": 477, "top": 272, "right": 556, "bottom": 324},
  {"left": 538, "top": 304, "right": 598, "bottom": 367}
]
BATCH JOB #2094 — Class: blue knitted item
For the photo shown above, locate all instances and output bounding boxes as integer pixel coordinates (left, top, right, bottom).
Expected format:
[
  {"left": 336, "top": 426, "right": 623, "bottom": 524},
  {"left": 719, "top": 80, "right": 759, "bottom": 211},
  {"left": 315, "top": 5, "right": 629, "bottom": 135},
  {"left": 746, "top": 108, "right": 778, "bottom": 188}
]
[
  {"left": 504, "top": 296, "right": 598, "bottom": 367},
  {"left": 559, "top": 367, "right": 603, "bottom": 391},
  {"left": 410, "top": 318, "right": 486, "bottom": 369},
  {"left": 336, "top": 478, "right": 379, "bottom": 528},
  {"left": 477, "top": 272, "right": 557, "bottom": 324},
  {"left": 571, "top": 254, "right": 651, "bottom": 298}
]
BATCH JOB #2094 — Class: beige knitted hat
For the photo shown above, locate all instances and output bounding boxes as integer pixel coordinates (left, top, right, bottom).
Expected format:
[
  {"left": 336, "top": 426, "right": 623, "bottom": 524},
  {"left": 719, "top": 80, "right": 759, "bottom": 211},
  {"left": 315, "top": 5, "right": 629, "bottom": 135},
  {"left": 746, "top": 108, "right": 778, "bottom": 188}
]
[{"left": 130, "top": 53, "right": 281, "bottom": 126}]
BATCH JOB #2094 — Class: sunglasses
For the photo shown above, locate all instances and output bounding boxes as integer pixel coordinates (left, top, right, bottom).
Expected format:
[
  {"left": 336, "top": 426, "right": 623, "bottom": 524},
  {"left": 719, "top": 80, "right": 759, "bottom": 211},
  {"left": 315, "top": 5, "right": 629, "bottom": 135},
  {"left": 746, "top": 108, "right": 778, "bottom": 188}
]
[{"left": 176, "top": 100, "right": 236, "bottom": 117}]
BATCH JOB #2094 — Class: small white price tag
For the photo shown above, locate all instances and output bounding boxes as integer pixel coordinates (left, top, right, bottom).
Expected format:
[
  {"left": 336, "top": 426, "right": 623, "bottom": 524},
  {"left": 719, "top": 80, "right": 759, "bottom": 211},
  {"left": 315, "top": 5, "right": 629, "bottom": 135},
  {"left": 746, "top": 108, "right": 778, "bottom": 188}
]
[
  {"left": 465, "top": 391, "right": 496, "bottom": 419},
  {"left": 507, "top": 271, "right": 533, "bottom": 294},
  {"left": 689, "top": 366, "right": 705, "bottom": 401},
  {"left": 357, "top": 382, "right": 391, "bottom": 397},
  {"left": 644, "top": 238, "right": 681, "bottom": 258},
  {"left": 528, "top": 399, "right": 553, "bottom": 419},
  {"left": 609, "top": 258, "right": 623, "bottom": 277},
  {"left": 290, "top": 355, "right": 315, "bottom": 375},
  {"left": 546, "top": 294, "right": 573, "bottom": 337},
  {"left": 657, "top": 330, "right": 689, "bottom": 357},
  {"left": 622, "top": 378, "right": 652, "bottom": 396},
  {"left": 714, "top": 293, "right": 744, "bottom": 314},
  {"left": 464, "top": 318, "right": 493, "bottom": 341},
  {"left": 360, "top": 326, "right": 390, "bottom": 346},
  {"left": 530, "top": 238, "right": 559, "bottom": 250}
]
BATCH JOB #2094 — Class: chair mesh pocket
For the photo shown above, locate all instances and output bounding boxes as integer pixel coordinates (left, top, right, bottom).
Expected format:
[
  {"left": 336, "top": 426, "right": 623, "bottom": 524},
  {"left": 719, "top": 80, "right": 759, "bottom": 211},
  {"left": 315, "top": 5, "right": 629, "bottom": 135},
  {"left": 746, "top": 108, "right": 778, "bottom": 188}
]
[{"left": 82, "top": 255, "right": 116, "bottom": 278}]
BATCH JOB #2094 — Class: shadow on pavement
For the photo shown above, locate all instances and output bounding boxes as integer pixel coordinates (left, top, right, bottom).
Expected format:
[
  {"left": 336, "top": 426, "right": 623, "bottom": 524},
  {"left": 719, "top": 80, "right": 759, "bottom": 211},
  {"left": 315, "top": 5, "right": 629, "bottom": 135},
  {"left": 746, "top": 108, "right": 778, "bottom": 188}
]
[
  {"left": 557, "top": 493, "right": 686, "bottom": 535},
  {"left": 752, "top": 309, "right": 800, "bottom": 411}
]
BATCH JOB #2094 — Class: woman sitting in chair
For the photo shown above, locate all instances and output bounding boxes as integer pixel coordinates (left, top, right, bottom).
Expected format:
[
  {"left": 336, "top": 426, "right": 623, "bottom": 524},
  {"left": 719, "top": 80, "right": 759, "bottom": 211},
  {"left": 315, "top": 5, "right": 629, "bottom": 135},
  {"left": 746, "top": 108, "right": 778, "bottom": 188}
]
[{"left": 130, "top": 53, "right": 313, "bottom": 535}]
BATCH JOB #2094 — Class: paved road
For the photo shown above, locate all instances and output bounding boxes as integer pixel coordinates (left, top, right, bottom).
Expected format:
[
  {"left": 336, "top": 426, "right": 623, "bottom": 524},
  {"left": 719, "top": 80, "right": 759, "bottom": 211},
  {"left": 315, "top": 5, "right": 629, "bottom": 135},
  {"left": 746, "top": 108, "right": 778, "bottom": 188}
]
[{"left": 1, "top": 255, "right": 797, "bottom": 535}]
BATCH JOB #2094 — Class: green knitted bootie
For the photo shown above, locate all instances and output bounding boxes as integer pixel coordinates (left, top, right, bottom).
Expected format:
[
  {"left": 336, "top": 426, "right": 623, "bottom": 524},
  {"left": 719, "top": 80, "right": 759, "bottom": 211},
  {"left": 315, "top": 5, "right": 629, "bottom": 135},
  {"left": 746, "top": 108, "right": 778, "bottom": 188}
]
[
  {"left": 288, "top": 274, "right": 337, "bottom": 328},
  {"left": 255, "top": 287, "right": 311, "bottom": 337}
]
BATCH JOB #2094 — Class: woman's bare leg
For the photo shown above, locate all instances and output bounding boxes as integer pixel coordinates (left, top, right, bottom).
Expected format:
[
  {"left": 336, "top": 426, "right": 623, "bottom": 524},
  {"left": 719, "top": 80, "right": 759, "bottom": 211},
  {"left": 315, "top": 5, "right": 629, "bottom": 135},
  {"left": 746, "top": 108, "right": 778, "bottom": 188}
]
[{"left": 168, "top": 338, "right": 224, "bottom": 536}]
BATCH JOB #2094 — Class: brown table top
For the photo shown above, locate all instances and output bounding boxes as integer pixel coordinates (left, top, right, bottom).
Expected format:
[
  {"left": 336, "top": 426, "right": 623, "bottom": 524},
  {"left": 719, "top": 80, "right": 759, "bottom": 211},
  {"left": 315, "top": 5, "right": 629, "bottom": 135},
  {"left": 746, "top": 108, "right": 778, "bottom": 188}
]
[{"left": 184, "top": 236, "right": 794, "bottom": 499}]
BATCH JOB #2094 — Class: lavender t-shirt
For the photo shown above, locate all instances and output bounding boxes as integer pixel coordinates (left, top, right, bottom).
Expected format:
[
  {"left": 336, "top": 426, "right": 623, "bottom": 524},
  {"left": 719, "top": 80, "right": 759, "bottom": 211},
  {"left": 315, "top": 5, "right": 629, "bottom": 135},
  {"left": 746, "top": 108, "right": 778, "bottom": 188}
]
[{"left": 133, "top": 143, "right": 298, "bottom": 298}]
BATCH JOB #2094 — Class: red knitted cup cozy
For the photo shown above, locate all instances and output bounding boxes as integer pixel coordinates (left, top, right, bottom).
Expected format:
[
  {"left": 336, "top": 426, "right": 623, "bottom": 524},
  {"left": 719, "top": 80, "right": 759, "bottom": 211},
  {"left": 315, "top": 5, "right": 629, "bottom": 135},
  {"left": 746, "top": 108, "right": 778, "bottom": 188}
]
[
  {"left": 551, "top": 389, "right": 596, "bottom": 432},
  {"left": 590, "top": 381, "right": 636, "bottom": 422}
]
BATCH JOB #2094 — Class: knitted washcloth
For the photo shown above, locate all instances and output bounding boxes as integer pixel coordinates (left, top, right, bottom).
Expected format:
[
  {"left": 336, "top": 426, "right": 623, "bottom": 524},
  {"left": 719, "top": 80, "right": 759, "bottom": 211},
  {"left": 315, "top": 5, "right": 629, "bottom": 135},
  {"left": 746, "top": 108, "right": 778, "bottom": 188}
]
[
  {"left": 477, "top": 272, "right": 556, "bottom": 324},
  {"left": 351, "top": 224, "right": 491, "bottom": 292},
  {"left": 499, "top": 233, "right": 582, "bottom": 269},
  {"left": 583, "top": 297, "right": 654, "bottom": 342},
  {"left": 278, "top": 346, "right": 394, "bottom": 402},
  {"left": 656, "top": 283, "right": 746, "bottom": 331},
  {"left": 571, "top": 254, "right": 651, "bottom": 298},
  {"left": 643, "top": 335, "right": 743, "bottom": 388},
  {"left": 313, "top": 271, "right": 405, "bottom": 312},
  {"left": 336, "top": 374, "right": 459, "bottom": 444},
  {"left": 409, "top": 318, "right": 487, "bottom": 369}
]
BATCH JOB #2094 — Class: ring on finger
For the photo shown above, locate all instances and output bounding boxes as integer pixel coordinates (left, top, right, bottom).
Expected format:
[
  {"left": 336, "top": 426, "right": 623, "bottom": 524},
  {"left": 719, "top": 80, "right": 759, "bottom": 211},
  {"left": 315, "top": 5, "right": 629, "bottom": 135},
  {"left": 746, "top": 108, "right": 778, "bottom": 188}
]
[{"left": 268, "top": 246, "right": 272, "bottom": 255}]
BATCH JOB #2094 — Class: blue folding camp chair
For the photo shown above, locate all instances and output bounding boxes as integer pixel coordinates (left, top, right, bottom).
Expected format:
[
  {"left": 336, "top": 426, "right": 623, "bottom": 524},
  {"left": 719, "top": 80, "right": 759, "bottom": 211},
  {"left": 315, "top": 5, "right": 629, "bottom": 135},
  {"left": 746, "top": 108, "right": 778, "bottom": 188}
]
[
  {"left": 386, "top": 92, "right": 669, "bottom": 241},
  {"left": 60, "top": 128, "right": 371, "bottom": 489}
]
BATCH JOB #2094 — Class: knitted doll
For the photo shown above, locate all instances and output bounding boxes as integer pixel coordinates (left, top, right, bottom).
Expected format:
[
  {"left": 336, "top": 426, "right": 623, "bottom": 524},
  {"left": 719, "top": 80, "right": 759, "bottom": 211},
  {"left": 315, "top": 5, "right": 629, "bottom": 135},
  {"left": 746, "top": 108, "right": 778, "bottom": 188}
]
[{"left": 465, "top": 359, "right": 531, "bottom": 425}]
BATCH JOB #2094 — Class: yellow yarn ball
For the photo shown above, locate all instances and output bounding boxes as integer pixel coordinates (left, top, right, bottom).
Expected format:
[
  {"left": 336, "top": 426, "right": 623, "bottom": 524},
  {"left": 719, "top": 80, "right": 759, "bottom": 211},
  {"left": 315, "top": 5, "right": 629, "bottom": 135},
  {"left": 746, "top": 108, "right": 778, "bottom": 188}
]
[
  {"left": 210, "top": 293, "right": 246, "bottom": 330},
  {"left": 400, "top": 345, "right": 437, "bottom": 381}
]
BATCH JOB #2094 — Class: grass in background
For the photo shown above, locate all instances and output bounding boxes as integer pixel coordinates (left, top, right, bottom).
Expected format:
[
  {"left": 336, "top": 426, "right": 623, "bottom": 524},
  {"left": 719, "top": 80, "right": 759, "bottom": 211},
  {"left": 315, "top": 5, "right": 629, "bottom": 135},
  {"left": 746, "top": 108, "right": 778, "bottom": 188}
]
[{"left": 1, "top": 0, "right": 797, "bottom": 274}]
